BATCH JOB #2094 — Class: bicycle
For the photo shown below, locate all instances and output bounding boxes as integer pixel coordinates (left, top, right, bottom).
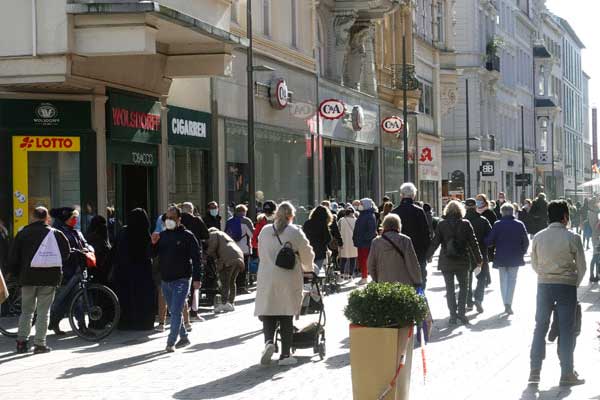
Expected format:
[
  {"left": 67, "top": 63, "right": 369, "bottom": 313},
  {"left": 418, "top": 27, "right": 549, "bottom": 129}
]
[{"left": 0, "top": 277, "right": 33, "bottom": 337}]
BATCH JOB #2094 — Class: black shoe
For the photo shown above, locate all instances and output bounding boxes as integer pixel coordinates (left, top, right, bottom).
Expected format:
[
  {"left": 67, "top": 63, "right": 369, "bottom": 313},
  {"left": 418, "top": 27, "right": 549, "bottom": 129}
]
[
  {"left": 528, "top": 369, "right": 541, "bottom": 383},
  {"left": 465, "top": 304, "right": 474, "bottom": 312},
  {"left": 237, "top": 287, "right": 250, "bottom": 295},
  {"left": 16, "top": 340, "right": 29, "bottom": 354},
  {"left": 457, "top": 315, "right": 470, "bottom": 325},
  {"left": 559, "top": 371, "right": 585, "bottom": 386},
  {"left": 48, "top": 322, "right": 66, "bottom": 336},
  {"left": 449, "top": 316, "right": 458, "bottom": 325},
  {"left": 33, "top": 345, "right": 52, "bottom": 354},
  {"left": 175, "top": 337, "right": 191, "bottom": 349},
  {"left": 475, "top": 301, "right": 484, "bottom": 314},
  {"left": 504, "top": 305, "right": 514, "bottom": 315}
]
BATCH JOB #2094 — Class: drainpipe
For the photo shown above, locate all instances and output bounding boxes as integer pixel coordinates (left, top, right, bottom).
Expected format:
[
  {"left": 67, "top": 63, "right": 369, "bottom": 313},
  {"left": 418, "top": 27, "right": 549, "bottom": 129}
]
[{"left": 31, "top": 0, "right": 37, "bottom": 57}]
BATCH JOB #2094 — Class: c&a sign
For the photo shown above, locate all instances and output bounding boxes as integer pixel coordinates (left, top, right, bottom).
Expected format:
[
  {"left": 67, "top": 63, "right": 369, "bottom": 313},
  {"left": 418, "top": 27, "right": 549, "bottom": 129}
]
[{"left": 381, "top": 116, "right": 404, "bottom": 135}]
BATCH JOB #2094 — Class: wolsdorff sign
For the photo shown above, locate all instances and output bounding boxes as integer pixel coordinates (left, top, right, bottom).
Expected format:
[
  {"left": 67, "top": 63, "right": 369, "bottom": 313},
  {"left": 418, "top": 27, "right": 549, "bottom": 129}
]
[{"left": 108, "top": 91, "right": 162, "bottom": 144}]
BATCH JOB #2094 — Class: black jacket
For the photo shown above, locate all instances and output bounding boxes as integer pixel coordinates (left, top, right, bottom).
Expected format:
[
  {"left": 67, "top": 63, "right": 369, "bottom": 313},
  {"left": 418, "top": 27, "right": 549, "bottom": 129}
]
[
  {"left": 392, "top": 198, "right": 431, "bottom": 264},
  {"left": 204, "top": 213, "right": 222, "bottom": 230},
  {"left": 465, "top": 209, "right": 492, "bottom": 262},
  {"left": 329, "top": 216, "right": 344, "bottom": 248},
  {"left": 427, "top": 217, "right": 482, "bottom": 272},
  {"left": 181, "top": 213, "right": 210, "bottom": 242},
  {"left": 53, "top": 220, "right": 90, "bottom": 281},
  {"left": 154, "top": 225, "right": 203, "bottom": 282},
  {"left": 303, "top": 219, "right": 332, "bottom": 261},
  {"left": 529, "top": 198, "right": 549, "bottom": 235},
  {"left": 8, "top": 221, "right": 71, "bottom": 286}
]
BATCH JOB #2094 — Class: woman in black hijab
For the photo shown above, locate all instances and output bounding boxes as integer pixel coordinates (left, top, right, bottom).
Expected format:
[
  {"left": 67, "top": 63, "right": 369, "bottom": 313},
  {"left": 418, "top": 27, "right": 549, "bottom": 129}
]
[
  {"left": 113, "top": 208, "right": 156, "bottom": 330},
  {"left": 85, "top": 216, "right": 113, "bottom": 285}
]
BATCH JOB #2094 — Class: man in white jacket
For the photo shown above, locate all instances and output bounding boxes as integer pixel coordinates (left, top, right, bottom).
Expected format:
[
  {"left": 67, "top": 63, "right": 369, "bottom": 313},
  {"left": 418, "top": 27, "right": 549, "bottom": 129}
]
[{"left": 529, "top": 200, "right": 586, "bottom": 387}]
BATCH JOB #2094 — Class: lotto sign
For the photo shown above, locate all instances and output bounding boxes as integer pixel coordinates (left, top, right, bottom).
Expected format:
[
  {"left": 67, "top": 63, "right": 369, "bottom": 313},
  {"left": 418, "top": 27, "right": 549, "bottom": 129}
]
[
  {"left": 481, "top": 161, "right": 495, "bottom": 176},
  {"left": 381, "top": 116, "right": 404, "bottom": 134},
  {"left": 319, "top": 99, "right": 345, "bottom": 120},
  {"left": 12, "top": 136, "right": 81, "bottom": 234}
]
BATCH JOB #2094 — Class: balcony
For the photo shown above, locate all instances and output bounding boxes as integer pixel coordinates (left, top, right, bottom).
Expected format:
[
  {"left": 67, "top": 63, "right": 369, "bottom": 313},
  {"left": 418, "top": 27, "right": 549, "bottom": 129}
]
[{"left": 485, "top": 55, "right": 500, "bottom": 72}]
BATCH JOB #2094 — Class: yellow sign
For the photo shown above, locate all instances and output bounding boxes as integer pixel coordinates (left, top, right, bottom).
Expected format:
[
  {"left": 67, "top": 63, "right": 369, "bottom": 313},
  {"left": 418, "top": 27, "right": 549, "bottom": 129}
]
[{"left": 12, "top": 136, "right": 81, "bottom": 234}]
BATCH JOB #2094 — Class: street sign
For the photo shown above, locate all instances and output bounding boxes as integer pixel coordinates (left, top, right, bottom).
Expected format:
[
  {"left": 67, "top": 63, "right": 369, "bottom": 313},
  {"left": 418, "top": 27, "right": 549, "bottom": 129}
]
[
  {"left": 515, "top": 173, "right": 532, "bottom": 186},
  {"left": 481, "top": 161, "right": 495, "bottom": 176}
]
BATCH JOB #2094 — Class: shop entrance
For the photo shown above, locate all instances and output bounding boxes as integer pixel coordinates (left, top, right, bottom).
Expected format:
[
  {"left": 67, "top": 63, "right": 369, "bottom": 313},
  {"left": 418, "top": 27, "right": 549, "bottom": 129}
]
[{"left": 122, "top": 165, "right": 151, "bottom": 215}]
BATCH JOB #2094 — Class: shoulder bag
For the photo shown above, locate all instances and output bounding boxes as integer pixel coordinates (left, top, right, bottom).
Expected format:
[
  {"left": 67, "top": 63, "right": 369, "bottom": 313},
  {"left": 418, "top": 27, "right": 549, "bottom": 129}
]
[
  {"left": 273, "top": 226, "right": 296, "bottom": 270},
  {"left": 381, "top": 233, "right": 405, "bottom": 263}
]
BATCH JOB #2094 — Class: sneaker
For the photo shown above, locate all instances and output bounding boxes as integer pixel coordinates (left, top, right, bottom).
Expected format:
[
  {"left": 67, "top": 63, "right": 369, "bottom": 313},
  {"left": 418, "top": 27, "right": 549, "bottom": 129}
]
[
  {"left": 475, "top": 301, "right": 484, "bottom": 314},
  {"left": 155, "top": 323, "right": 165, "bottom": 332},
  {"left": 357, "top": 278, "right": 368, "bottom": 285},
  {"left": 528, "top": 369, "right": 541, "bottom": 383},
  {"left": 559, "top": 372, "right": 585, "bottom": 386},
  {"left": 223, "top": 303, "right": 235, "bottom": 312},
  {"left": 214, "top": 304, "right": 225, "bottom": 314},
  {"left": 16, "top": 340, "right": 29, "bottom": 354},
  {"left": 33, "top": 345, "right": 52, "bottom": 354},
  {"left": 261, "top": 342, "right": 276, "bottom": 365},
  {"left": 185, "top": 323, "right": 193, "bottom": 332},
  {"left": 278, "top": 356, "right": 298, "bottom": 366},
  {"left": 165, "top": 345, "right": 175, "bottom": 353},
  {"left": 175, "top": 337, "right": 191, "bottom": 349}
]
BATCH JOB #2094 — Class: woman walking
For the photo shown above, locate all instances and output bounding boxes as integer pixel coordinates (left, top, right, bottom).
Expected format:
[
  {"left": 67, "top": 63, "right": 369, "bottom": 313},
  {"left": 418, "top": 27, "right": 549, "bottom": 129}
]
[
  {"left": 427, "top": 200, "right": 482, "bottom": 325},
  {"left": 85, "top": 215, "right": 113, "bottom": 285},
  {"left": 338, "top": 206, "right": 358, "bottom": 280},
  {"left": 113, "top": 208, "right": 157, "bottom": 330},
  {"left": 255, "top": 202, "right": 315, "bottom": 366},
  {"left": 302, "top": 205, "right": 333, "bottom": 275},
  {"left": 485, "top": 203, "right": 529, "bottom": 315},
  {"left": 352, "top": 199, "right": 378, "bottom": 285}
]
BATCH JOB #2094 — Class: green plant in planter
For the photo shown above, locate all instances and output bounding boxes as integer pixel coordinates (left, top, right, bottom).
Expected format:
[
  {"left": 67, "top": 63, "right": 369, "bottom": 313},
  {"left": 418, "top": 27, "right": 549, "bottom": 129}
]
[{"left": 344, "top": 282, "right": 428, "bottom": 328}]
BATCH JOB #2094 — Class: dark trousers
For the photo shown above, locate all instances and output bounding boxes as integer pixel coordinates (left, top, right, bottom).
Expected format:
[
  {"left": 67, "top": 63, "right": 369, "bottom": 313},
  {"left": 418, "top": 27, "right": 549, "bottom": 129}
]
[
  {"left": 219, "top": 262, "right": 242, "bottom": 304},
  {"left": 236, "top": 255, "right": 249, "bottom": 289},
  {"left": 419, "top": 260, "right": 428, "bottom": 289},
  {"left": 443, "top": 270, "right": 469, "bottom": 317},
  {"left": 468, "top": 262, "right": 488, "bottom": 304},
  {"left": 590, "top": 253, "right": 600, "bottom": 280},
  {"left": 530, "top": 284, "right": 577, "bottom": 375},
  {"left": 262, "top": 315, "right": 293, "bottom": 357}
]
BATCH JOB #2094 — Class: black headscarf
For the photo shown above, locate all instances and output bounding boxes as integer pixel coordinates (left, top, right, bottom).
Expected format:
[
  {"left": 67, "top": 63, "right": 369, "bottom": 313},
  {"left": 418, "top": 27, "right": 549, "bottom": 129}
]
[
  {"left": 125, "top": 208, "right": 151, "bottom": 264},
  {"left": 86, "top": 215, "right": 110, "bottom": 244},
  {"left": 50, "top": 207, "right": 77, "bottom": 223}
]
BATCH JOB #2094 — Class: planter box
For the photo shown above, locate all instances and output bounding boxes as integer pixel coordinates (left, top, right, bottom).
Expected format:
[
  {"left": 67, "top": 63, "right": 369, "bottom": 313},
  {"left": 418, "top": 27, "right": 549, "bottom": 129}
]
[{"left": 349, "top": 325, "right": 414, "bottom": 400}]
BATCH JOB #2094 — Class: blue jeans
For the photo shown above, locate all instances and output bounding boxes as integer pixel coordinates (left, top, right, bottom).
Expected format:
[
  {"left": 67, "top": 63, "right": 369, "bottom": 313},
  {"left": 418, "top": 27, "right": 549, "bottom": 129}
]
[
  {"left": 530, "top": 284, "right": 577, "bottom": 375},
  {"left": 161, "top": 278, "right": 190, "bottom": 346},
  {"left": 340, "top": 258, "right": 356, "bottom": 276},
  {"left": 468, "top": 263, "right": 488, "bottom": 304},
  {"left": 50, "top": 273, "right": 83, "bottom": 327},
  {"left": 498, "top": 267, "right": 519, "bottom": 306}
]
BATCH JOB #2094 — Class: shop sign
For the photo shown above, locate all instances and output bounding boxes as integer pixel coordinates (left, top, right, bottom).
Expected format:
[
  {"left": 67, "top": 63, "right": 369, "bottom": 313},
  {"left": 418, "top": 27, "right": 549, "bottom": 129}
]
[
  {"left": 167, "top": 106, "right": 211, "bottom": 149},
  {"left": 419, "top": 147, "right": 434, "bottom": 163},
  {"left": 481, "top": 161, "right": 495, "bottom": 176},
  {"left": 381, "top": 116, "right": 404, "bottom": 134},
  {"left": 269, "top": 79, "right": 289, "bottom": 110},
  {"left": 351, "top": 105, "right": 364, "bottom": 131},
  {"left": 0, "top": 99, "right": 91, "bottom": 130},
  {"left": 108, "top": 142, "right": 158, "bottom": 167},
  {"left": 319, "top": 99, "right": 345, "bottom": 120},
  {"left": 18, "top": 136, "right": 79, "bottom": 151},
  {"left": 108, "top": 92, "right": 162, "bottom": 144}
]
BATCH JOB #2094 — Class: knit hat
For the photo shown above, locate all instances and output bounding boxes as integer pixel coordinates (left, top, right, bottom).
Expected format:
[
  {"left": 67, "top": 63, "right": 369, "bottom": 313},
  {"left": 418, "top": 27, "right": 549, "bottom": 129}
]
[
  {"left": 465, "top": 198, "right": 477, "bottom": 207},
  {"left": 263, "top": 200, "right": 277, "bottom": 214},
  {"left": 50, "top": 207, "right": 78, "bottom": 222}
]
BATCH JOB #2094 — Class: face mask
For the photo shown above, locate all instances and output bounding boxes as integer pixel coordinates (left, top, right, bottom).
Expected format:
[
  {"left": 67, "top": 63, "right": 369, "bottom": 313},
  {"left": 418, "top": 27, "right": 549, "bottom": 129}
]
[
  {"left": 475, "top": 200, "right": 484, "bottom": 208},
  {"left": 165, "top": 219, "right": 177, "bottom": 230},
  {"left": 67, "top": 218, "right": 78, "bottom": 228},
  {"left": 209, "top": 209, "right": 218, "bottom": 217},
  {"left": 358, "top": 205, "right": 364, "bottom": 211}
]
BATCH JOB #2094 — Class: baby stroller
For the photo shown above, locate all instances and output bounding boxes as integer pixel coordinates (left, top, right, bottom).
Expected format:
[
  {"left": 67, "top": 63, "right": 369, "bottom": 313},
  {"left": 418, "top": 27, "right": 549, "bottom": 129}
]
[
  {"left": 197, "top": 255, "right": 220, "bottom": 307},
  {"left": 322, "top": 251, "right": 341, "bottom": 295},
  {"left": 275, "top": 272, "right": 327, "bottom": 360}
]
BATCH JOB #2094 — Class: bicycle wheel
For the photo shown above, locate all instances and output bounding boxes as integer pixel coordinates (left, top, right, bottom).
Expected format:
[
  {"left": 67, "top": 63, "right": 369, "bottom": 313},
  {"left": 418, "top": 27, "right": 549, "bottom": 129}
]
[{"left": 68, "top": 284, "right": 120, "bottom": 342}]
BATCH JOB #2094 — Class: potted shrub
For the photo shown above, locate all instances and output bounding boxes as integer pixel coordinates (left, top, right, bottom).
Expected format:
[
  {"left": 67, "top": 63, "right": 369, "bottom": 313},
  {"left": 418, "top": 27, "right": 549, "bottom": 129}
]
[{"left": 345, "top": 282, "right": 428, "bottom": 400}]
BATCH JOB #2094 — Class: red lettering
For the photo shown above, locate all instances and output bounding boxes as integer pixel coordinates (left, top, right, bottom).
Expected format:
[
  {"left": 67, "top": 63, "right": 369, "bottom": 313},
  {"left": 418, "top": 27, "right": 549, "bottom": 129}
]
[
  {"left": 64, "top": 138, "right": 72, "bottom": 148},
  {"left": 111, "top": 107, "right": 160, "bottom": 131}
]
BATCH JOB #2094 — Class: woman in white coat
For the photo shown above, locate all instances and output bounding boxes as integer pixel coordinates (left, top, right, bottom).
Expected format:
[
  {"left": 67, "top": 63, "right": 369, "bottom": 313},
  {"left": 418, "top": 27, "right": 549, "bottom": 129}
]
[
  {"left": 255, "top": 201, "right": 315, "bottom": 366},
  {"left": 338, "top": 206, "right": 358, "bottom": 280}
]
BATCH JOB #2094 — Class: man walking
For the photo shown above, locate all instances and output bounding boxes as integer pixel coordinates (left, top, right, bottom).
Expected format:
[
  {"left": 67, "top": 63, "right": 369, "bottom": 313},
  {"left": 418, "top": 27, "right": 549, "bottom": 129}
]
[
  {"left": 464, "top": 198, "right": 492, "bottom": 313},
  {"left": 8, "top": 207, "right": 70, "bottom": 354},
  {"left": 529, "top": 200, "right": 586, "bottom": 386},
  {"left": 391, "top": 183, "right": 431, "bottom": 287},
  {"left": 152, "top": 206, "right": 203, "bottom": 353}
]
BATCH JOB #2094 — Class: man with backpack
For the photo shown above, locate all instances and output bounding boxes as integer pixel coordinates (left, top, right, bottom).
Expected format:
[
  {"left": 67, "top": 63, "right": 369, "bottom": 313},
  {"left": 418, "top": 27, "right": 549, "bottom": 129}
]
[
  {"left": 8, "top": 207, "right": 71, "bottom": 354},
  {"left": 226, "top": 204, "right": 254, "bottom": 294}
]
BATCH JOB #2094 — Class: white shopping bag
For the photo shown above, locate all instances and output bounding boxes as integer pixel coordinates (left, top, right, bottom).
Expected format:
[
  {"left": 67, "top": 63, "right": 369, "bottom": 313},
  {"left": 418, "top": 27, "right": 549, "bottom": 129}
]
[
  {"left": 30, "top": 230, "right": 62, "bottom": 268},
  {"left": 191, "top": 289, "right": 200, "bottom": 312}
]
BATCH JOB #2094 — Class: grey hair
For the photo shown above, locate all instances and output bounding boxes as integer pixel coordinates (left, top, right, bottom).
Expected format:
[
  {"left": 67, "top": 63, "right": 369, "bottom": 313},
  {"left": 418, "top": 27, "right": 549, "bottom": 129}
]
[
  {"left": 400, "top": 182, "right": 417, "bottom": 199},
  {"left": 274, "top": 201, "right": 295, "bottom": 233},
  {"left": 181, "top": 202, "right": 194, "bottom": 214},
  {"left": 501, "top": 203, "right": 514, "bottom": 216},
  {"left": 443, "top": 200, "right": 466, "bottom": 219},
  {"left": 382, "top": 214, "right": 402, "bottom": 232}
]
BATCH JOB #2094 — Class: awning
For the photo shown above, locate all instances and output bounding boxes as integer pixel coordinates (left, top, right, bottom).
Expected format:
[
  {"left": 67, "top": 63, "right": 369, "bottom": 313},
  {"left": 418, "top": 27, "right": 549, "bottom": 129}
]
[{"left": 579, "top": 178, "right": 600, "bottom": 188}]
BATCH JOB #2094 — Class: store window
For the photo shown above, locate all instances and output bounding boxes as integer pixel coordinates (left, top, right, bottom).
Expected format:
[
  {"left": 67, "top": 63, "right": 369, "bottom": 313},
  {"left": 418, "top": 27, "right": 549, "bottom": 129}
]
[
  {"left": 384, "top": 149, "right": 404, "bottom": 204},
  {"left": 345, "top": 147, "right": 356, "bottom": 202},
  {"left": 168, "top": 147, "right": 207, "bottom": 210},
  {"left": 419, "top": 180, "right": 439, "bottom": 214},
  {"left": 324, "top": 141, "right": 342, "bottom": 201},
  {"left": 359, "top": 148, "right": 375, "bottom": 200},
  {"left": 419, "top": 82, "right": 434, "bottom": 116}
]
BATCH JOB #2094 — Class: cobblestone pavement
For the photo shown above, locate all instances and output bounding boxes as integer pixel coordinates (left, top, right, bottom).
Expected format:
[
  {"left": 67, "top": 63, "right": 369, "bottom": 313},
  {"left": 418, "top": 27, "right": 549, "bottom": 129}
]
[{"left": 1, "top": 248, "right": 599, "bottom": 400}]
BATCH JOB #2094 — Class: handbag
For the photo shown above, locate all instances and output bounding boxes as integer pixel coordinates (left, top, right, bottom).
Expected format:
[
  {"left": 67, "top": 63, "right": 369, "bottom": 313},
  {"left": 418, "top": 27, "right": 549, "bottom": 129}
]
[{"left": 273, "top": 226, "right": 296, "bottom": 270}]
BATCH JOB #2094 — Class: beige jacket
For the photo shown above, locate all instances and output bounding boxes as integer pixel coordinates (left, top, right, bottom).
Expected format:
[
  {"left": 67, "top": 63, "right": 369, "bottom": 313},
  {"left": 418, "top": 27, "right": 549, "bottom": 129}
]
[
  {"left": 367, "top": 231, "right": 422, "bottom": 285},
  {"left": 254, "top": 223, "right": 314, "bottom": 317},
  {"left": 531, "top": 222, "right": 586, "bottom": 286},
  {"left": 206, "top": 228, "right": 244, "bottom": 272}
]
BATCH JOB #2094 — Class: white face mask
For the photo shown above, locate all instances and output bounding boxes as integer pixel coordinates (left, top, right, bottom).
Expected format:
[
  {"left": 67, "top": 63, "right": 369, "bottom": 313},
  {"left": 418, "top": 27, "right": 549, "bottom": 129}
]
[
  {"left": 165, "top": 219, "right": 177, "bottom": 230},
  {"left": 358, "top": 205, "right": 364, "bottom": 211}
]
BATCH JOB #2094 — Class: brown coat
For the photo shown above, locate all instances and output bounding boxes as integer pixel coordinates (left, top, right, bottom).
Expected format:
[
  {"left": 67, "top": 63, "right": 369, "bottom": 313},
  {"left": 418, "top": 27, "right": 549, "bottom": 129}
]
[
  {"left": 206, "top": 228, "right": 244, "bottom": 272},
  {"left": 367, "top": 231, "right": 422, "bottom": 285}
]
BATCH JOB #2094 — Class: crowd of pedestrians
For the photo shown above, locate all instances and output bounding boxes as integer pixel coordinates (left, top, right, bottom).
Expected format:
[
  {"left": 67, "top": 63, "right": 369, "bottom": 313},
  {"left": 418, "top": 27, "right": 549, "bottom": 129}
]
[{"left": 0, "top": 182, "right": 596, "bottom": 386}]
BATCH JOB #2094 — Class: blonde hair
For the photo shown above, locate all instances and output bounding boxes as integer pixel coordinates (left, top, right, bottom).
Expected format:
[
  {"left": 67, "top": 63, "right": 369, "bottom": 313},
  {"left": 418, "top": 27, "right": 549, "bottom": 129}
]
[
  {"left": 274, "top": 201, "right": 295, "bottom": 233},
  {"left": 443, "top": 200, "right": 465, "bottom": 219},
  {"left": 382, "top": 214, "right": 402, "bottom": 231}
]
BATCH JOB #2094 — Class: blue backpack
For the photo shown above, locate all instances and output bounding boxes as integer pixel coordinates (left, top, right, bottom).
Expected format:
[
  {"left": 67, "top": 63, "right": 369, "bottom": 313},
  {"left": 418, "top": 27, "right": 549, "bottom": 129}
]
[{"left": 225, "top": 216, "right": 244, "bottom": 242}]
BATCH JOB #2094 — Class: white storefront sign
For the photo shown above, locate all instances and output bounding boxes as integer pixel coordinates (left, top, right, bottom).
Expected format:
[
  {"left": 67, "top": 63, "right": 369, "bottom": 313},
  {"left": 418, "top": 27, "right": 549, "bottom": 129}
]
[
  {"left": 270, "top": 79, "right": 289, "bottom": 110},
  {"left": 381, "top": 116, "right": 404, "bottom": 134},
  {"left": 319, "top": 99, "right": 345, "bottom": 120}
]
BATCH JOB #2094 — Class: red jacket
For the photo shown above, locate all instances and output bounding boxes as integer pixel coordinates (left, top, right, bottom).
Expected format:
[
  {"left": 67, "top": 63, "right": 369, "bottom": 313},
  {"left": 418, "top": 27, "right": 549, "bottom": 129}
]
[{"left": 251, "top": 215, "right": 273, "bottom": 255}]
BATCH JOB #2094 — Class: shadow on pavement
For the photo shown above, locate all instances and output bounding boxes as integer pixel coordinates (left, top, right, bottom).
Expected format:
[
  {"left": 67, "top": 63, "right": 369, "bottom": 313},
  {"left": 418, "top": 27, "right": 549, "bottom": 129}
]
[
  {"left": 173, "top": 356, "right": 314, "bottom": 399},
  {"left": 184, "top": 329, "right": 262, "bottom": 353},
  {"left": 519, "top": 383, "right": 573, "bottom": 400},
  {"left": 325, "top": 352, "right": 349, "bottom": 369},
  {"left": 58, "top": 350, "right": 167, "bottom": 379},
  {"left": 427, "top": 321, "right": 463, "bottom": 343},
  {"left": 469, "top": 313, "right": 512, "bottom": 332},
  {"left": 339, "top": 337, "right": 349, "bottom": 349}
]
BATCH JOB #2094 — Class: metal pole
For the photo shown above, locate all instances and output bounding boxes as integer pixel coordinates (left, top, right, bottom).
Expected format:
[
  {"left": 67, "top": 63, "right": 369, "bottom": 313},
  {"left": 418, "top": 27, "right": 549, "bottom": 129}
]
[
  {"left": 551, "top": 121, "right": 555, "bottom": 199},
  {"left": 465, "top": 78, "right": 471, "bottom": 198},
  {"left": 521, "top": 105, "right": 526, "bottom": 203},
  {"left": 246, "top": 0, "right": 256, "bottom": 220},
  {"left": 402, "top": 32, "right": 409, "bottom": 182},
  {"left": 573, "top": 137, "right": 577, "bottom": 200}
]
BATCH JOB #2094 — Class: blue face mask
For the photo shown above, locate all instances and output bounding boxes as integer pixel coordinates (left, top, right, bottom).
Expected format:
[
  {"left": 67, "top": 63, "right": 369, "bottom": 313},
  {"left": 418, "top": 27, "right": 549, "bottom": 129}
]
[
  {"left": 209, "top": 209, "right": 218, "bottom": 217},
  {"left": 476, "top": 200, "right": 485, "bottom": 208}
]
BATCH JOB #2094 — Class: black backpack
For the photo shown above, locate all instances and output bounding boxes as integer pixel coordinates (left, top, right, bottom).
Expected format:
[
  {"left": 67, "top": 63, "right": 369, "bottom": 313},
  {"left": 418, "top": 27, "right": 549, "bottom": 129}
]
[
  {"left": 445, "top": 221, "right": 466, "bottom": 259},
  {"left": 273, "top": 226, "right": 296, "bottom": 270}
]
